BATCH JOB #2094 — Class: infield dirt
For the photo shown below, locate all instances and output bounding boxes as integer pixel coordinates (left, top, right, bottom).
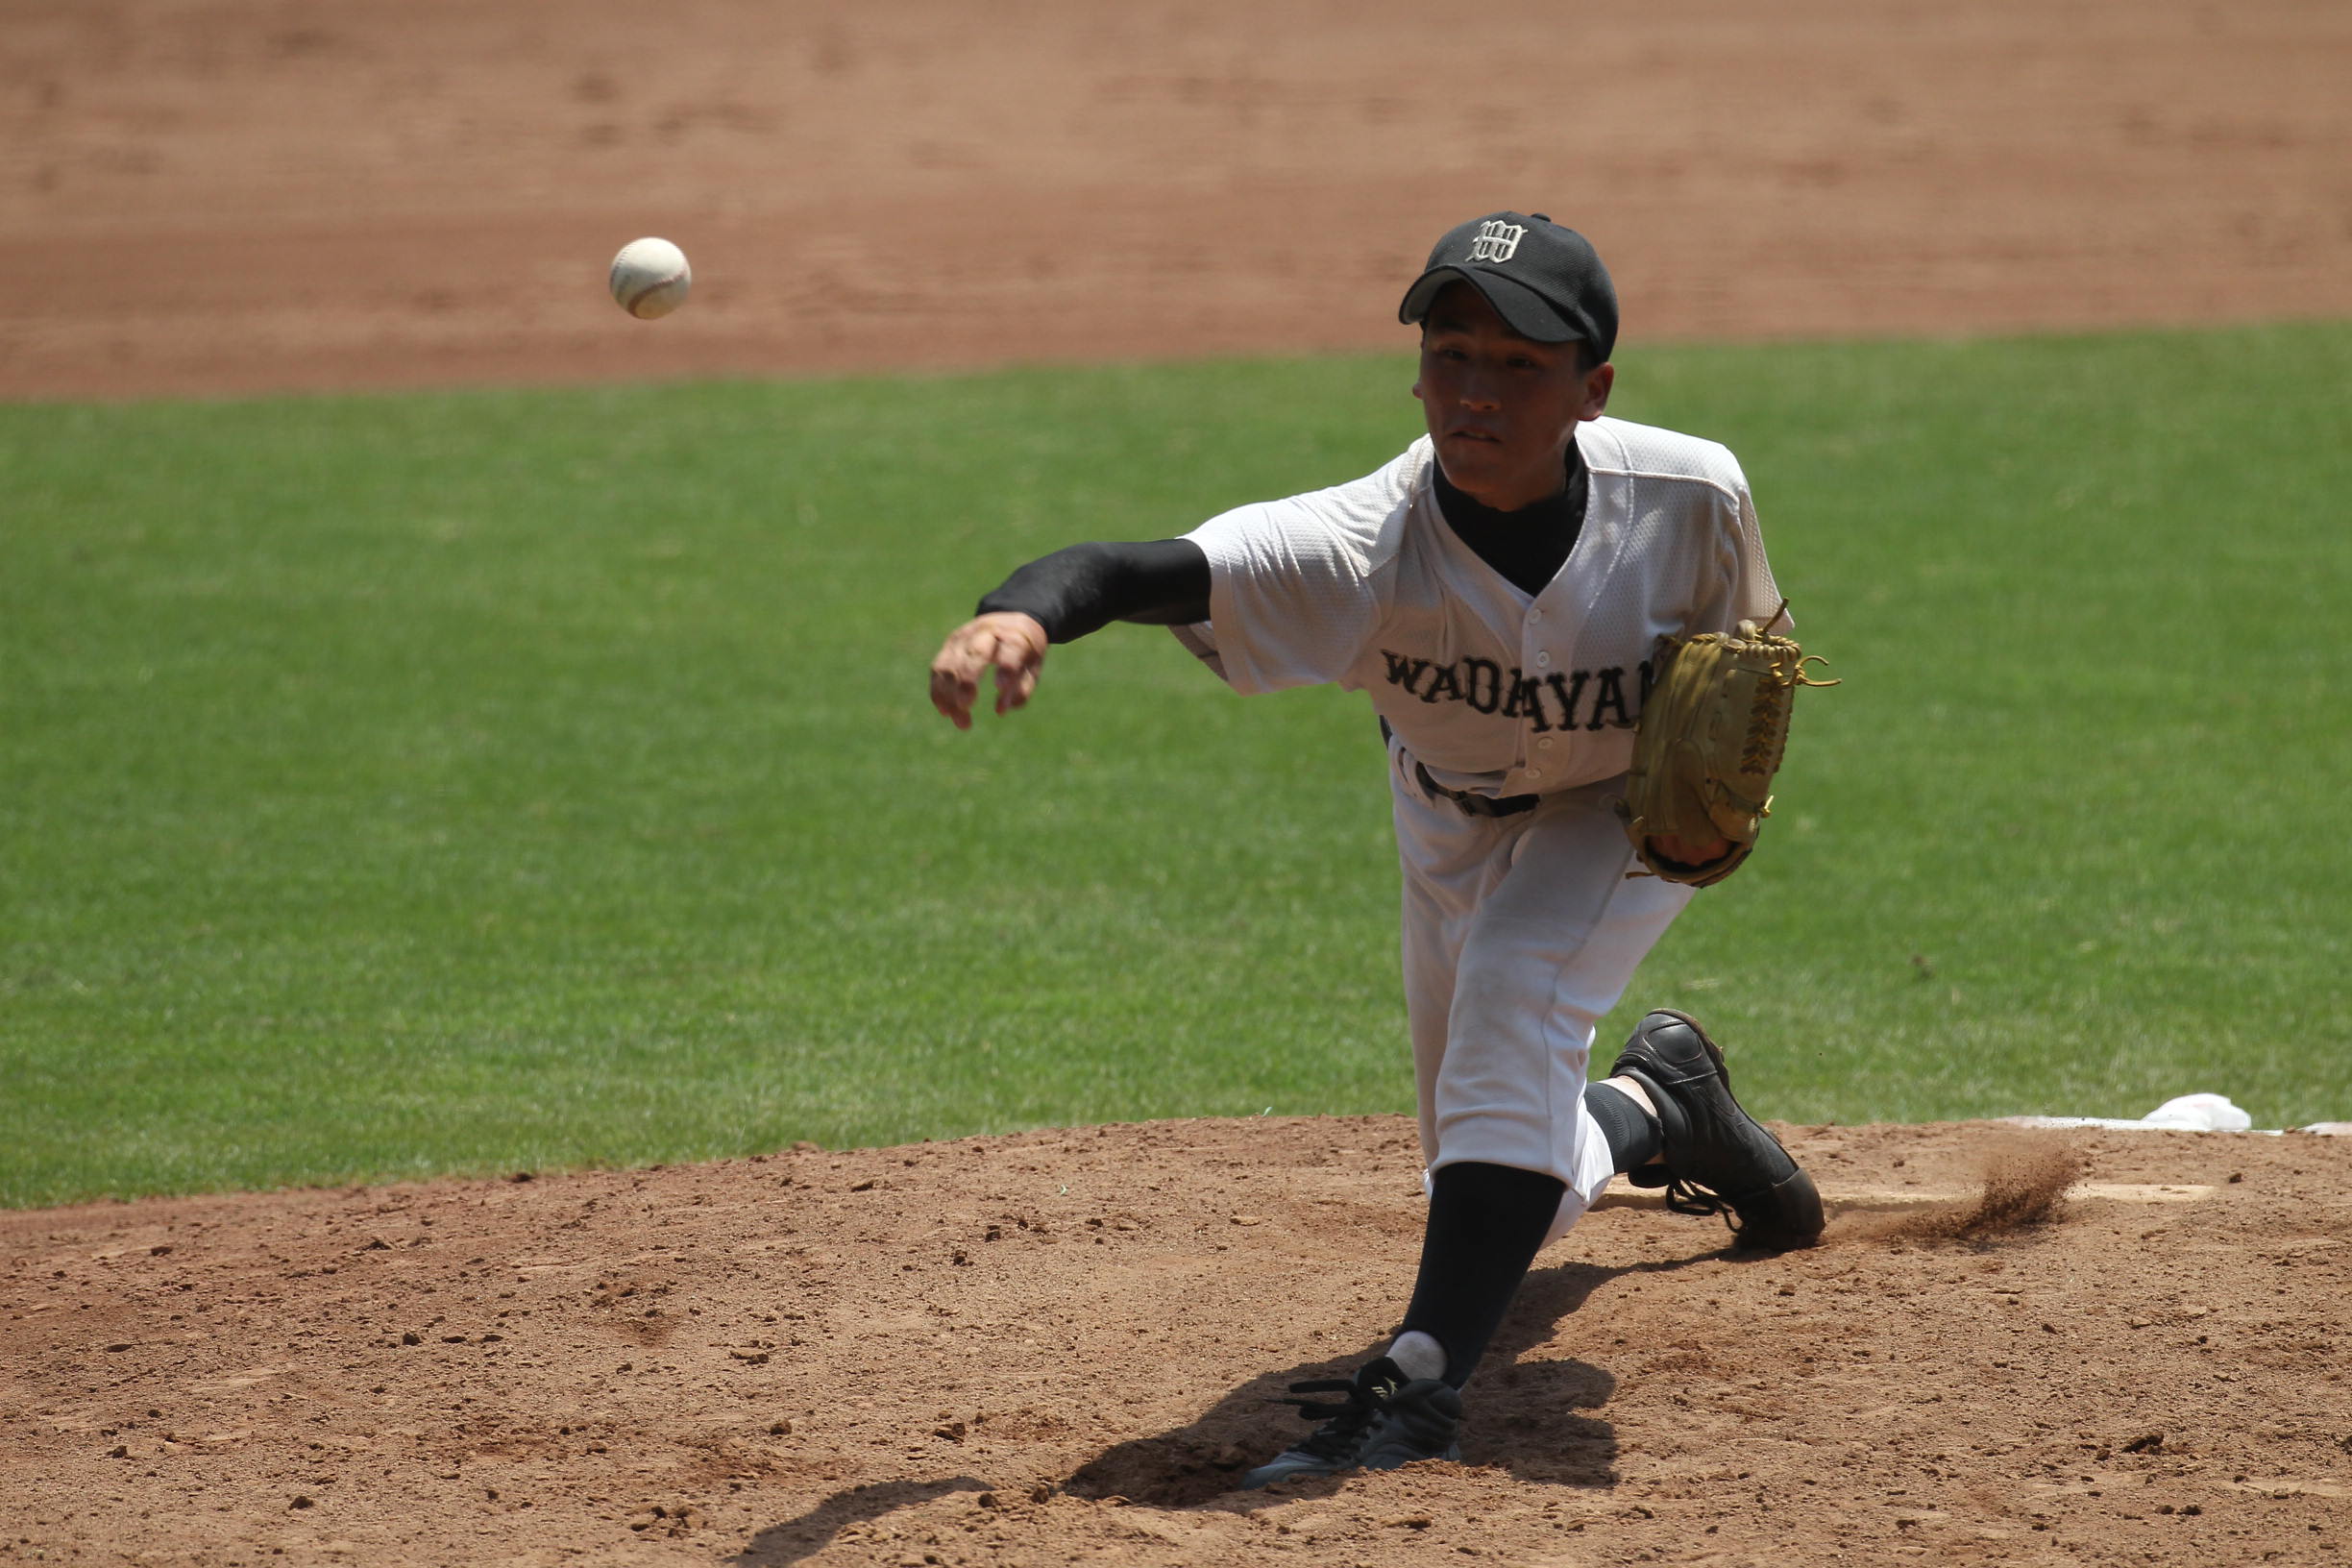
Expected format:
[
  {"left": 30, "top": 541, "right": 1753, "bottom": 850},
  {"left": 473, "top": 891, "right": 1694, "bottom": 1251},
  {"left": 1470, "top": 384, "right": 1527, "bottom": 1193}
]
[
  {"left": 6, "top": 2, "right": 2351, "bottom": 1563},
  {"left": 2, "top": 0, "right": 2348, "bottom": 401},
  {"left": 6, "top": 1118, "right": 2350, "bottom": 1566}
]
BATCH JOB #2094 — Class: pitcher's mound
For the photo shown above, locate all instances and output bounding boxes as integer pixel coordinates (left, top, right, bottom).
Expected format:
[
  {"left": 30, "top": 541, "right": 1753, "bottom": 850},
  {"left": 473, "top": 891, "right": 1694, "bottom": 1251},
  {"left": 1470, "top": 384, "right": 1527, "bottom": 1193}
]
[{"left": 6, "top": 1115, "right": 2349, "bottom": 1563}]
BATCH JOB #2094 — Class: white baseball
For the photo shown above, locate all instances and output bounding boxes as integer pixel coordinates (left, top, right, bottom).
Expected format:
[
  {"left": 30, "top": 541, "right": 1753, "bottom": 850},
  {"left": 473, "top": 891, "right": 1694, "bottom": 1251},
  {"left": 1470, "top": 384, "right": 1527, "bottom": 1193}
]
[{"left": 609, "top": 237, "right": 691, "bottom": 320}]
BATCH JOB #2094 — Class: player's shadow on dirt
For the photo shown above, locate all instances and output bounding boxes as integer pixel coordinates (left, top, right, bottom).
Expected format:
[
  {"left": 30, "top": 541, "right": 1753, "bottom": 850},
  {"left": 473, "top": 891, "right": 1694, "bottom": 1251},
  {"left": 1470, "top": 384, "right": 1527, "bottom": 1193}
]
[
  {"left": 729, "top": 1476, "right": 992, "bottom": 1566},
  {"left": 1061, "top": 1251, "right": 1710, "bottom": 1507}
]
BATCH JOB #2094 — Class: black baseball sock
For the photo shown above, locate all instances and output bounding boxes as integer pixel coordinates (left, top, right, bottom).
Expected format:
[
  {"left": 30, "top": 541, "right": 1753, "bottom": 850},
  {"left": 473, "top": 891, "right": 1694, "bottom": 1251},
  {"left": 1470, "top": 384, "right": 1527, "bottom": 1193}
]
[
  {"left": 1583, "top": 1080, "right": 1662, "bottom": 1173},
  {"left": 1397, "top": 1161, "right": 1565, "bottom": 1389}
]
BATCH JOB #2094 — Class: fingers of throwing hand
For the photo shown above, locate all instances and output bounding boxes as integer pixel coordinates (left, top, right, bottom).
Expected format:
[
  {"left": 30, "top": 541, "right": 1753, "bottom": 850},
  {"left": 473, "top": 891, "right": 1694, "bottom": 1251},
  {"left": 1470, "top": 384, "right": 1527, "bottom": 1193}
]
[
  {"left": 928, "top": 662, "right": 976, "bottom": 728},
  {"left": 929, "top": 616, "right": 1045, "bottom": 726},
  {"left": 992, "top": 634, "right": 1042, "bottom": 713},
  {"left": 928, "top": 631, "right": 991, "bottom": 729}
]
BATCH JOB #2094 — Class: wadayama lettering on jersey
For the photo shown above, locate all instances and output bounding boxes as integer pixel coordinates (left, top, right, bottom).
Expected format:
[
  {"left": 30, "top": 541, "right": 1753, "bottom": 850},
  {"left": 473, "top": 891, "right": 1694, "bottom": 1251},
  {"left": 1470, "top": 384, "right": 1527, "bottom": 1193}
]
[{"left": 1379, "top": 649, "right": 1657, "bottom": 732}]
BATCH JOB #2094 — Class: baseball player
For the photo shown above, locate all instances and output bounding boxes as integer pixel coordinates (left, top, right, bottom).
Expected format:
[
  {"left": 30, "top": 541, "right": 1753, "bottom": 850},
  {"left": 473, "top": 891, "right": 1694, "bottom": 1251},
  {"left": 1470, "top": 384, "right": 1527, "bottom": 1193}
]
[{"left": 928, "top": 212, "right": 1824, "bottom": 1486}]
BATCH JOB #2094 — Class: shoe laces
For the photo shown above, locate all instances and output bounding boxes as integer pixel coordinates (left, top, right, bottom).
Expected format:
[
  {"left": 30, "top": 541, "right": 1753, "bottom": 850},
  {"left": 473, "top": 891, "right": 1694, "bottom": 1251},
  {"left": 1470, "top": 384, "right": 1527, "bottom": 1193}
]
[
  {"left": 1659, "top": 1174, "right": 1733, "bottom": 1223},
  {"left": 1274, "top": 1372, "right": 1395, "bottom": 1460},
  {"left": 1629, "top": 1160, "right": 1741, "bottom": 1227}
]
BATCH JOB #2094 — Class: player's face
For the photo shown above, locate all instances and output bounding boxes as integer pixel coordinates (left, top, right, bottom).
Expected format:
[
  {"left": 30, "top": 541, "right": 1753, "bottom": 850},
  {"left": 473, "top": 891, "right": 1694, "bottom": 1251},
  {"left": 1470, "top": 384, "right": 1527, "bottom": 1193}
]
[{"left": 1413, "top": 283, "right": 1613, "bottom": 512}]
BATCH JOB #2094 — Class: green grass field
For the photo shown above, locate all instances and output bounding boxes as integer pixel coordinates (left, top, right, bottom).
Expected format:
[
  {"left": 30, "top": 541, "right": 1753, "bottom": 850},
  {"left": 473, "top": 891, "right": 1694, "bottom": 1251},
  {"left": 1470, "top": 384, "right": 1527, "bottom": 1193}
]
[{"left": 4, "top": 322, "right": 2348, "bottom": 1207}]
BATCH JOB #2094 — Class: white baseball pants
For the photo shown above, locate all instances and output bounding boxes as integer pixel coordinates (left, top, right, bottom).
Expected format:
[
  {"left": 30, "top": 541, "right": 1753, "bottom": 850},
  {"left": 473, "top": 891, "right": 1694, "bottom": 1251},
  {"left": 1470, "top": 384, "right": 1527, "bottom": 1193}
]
[{"left": 1390, "top": 752, "right": 1695, "bottom": 1245}]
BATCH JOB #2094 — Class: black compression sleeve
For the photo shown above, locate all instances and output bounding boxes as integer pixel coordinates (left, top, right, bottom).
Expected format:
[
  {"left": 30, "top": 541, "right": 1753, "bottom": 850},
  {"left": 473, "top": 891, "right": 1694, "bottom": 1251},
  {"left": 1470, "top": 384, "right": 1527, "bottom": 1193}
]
[
  {"left": 1399, "top": 1162, "right": 1566, "bottom": 1389},
  {"left": 1584, "top": 1081, "right": 1662, "bottom": 1172},
  {"left": 974, "top": 539, "right": 1212, "bottom": 644}
]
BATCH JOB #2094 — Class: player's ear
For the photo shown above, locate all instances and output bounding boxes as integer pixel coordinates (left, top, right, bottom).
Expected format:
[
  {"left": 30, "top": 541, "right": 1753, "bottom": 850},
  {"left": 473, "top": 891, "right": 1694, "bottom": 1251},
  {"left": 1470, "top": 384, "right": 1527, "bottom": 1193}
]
[{"left": 1579, "top": 362, "right": 1615, "bottom": 421}]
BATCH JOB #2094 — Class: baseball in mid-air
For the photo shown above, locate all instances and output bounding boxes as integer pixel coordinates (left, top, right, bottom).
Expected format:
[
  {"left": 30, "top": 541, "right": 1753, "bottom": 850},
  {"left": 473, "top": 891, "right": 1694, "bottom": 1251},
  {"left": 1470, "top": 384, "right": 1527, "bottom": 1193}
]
[{"left": 608, "top": 237, "right": 691, "bottom": 320}]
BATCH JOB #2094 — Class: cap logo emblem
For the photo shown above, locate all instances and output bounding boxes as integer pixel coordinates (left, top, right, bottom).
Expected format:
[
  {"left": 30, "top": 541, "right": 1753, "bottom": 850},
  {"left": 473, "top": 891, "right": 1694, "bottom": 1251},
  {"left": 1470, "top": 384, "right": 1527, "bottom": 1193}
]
[{"left": 1466, "top": 220, "right": 1526, "bottom": 264}]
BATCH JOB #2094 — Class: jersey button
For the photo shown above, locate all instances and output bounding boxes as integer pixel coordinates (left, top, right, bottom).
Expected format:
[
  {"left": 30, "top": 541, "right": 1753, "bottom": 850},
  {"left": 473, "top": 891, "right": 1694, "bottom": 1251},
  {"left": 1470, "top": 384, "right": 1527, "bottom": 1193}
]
[
  {"left": 1527, "top": 607, "right": 1543, "bottom": 623},
  {"left": 1537, "top": 737, "right": 1555, "bottom": 750},
  {"left": 1534, "top": 651, "right": 1552, "bottom": 668},
  {"left": 1527, "top": 768, "right": 1544, "bottom": 779}
]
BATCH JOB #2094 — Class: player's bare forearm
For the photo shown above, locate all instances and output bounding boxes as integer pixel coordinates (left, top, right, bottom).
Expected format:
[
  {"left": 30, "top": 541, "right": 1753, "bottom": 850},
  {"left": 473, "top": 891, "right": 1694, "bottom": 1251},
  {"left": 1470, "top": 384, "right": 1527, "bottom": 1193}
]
[{"left": 928, "top": 612, "right": 1049, "bottom": 729}]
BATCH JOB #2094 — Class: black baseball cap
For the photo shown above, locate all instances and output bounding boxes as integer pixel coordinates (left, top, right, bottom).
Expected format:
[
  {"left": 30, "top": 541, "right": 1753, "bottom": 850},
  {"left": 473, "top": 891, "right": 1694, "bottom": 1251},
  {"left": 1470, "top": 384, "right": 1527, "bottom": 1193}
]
[{"left": 1399, "top": 211, "right": 1617, "bottom": 361}]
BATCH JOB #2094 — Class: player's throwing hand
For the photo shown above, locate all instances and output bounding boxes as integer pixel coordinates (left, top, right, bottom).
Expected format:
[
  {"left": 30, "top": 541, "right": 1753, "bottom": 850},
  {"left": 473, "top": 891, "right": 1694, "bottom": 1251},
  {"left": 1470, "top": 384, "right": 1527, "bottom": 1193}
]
[{"left": 928, "top": 611, "right": 1050, "bottom": 729}]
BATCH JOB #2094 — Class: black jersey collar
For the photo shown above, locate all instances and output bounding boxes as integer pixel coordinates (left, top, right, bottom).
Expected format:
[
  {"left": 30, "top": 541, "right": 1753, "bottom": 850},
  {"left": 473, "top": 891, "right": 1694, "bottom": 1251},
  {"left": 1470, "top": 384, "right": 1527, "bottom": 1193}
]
[{"left": 1430, "top": 442, "right": 1590, "bottom": 598}]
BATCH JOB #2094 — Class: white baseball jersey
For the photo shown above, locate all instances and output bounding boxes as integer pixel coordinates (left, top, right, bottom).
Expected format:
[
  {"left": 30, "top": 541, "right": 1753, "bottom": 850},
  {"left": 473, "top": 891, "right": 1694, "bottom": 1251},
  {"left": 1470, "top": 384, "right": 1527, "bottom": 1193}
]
[
  {"left": 1170, "top": 414, "right": 1786, "bottom": 1240},
  {"left": 1170, "top": 416, "right": 1783, "bottom": 798}
]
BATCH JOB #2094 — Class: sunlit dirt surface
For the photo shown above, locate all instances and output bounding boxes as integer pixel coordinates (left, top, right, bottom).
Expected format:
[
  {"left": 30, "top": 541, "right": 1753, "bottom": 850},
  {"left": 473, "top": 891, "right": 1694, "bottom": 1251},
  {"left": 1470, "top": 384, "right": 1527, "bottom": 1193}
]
[
  {"left": 6, "top": 1116, "right": 2348, "bottom": 1565},
  {"left": 2, "top": 0, "right": 2347, "bottom": 400}
]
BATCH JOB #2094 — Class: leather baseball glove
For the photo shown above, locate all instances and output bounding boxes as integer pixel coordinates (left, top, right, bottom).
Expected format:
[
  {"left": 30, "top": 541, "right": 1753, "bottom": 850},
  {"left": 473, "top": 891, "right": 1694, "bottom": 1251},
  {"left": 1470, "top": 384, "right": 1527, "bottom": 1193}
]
[{"left": 1619, "top": 607, "right": 1834, "bottom": 888}]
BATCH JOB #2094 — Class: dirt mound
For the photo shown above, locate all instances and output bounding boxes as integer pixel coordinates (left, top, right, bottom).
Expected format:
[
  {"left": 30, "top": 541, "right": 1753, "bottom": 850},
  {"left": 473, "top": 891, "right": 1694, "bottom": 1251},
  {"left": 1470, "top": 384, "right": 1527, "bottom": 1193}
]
[
  {"left": 5, "top": 0, "right": 2349, "bottom": 402},
  {"left": 6, "top": 1115, "right": 2349, "bottom": 1565}
]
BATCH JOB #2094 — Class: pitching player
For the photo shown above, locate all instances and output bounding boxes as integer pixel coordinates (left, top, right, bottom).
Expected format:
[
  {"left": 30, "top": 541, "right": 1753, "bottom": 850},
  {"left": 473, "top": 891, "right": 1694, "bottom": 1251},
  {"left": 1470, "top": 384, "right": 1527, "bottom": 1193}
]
[{"left": 928, "top": 212, "right": 1823, "bottom": 1486}]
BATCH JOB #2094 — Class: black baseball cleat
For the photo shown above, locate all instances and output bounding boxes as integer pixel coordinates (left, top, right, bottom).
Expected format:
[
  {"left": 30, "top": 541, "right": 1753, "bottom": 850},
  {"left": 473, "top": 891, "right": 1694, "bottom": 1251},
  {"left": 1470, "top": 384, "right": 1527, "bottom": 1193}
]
[
  {"left": 1241, "top": 1358, "right": 1403, "bottom": 1488},
  {"left": 1242, "top": 1358, "right": 1460, "bottom": 1487},
  {"left": 1358, "top": 1378, "right": 1464, "bottom": 1473},
  {"left": 1608, "top": 1009, "right": 1825, "bottom": 1251}
]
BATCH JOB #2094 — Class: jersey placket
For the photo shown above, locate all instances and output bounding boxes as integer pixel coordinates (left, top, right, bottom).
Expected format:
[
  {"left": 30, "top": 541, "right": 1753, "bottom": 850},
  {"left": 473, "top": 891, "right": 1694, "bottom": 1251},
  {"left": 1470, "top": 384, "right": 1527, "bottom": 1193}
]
[
  {"left": 1518, "top": 587, "right": 1572, "bottom": 787},
  {"left": 1517, "top": 429, "right": 1627, "bottom": 790}
]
